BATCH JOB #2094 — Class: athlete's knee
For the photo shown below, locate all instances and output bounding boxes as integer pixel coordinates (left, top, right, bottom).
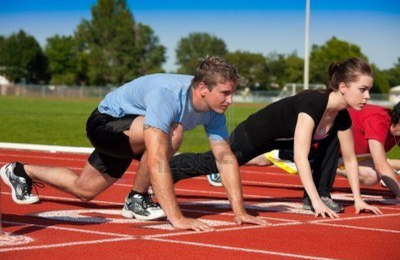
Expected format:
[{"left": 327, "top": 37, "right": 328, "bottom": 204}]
[
  {"left": 359, "top": 168, "right": 379, "bottom": 186},
  {"left": 72, "top": 182, "right": 101, "bottom": 201},
  {"left": 362, "top": 175, "right": 379, "bottom": 186},
  {"left": 75, "top": 190, "right": 98, "bottom": 202}
]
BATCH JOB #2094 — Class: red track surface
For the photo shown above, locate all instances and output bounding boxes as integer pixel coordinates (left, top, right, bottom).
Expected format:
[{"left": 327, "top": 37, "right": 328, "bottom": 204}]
[{"left": 1, "top": 148, "right": 399, "bottom": 260}]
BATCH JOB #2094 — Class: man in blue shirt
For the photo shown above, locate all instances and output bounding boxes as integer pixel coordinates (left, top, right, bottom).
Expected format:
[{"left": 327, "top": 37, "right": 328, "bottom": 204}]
[{"left": 1, "top": 56, "right": 266, "bottom": 231}]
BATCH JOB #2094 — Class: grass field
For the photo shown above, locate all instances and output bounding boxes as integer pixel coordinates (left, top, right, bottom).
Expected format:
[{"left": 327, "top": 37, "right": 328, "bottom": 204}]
[
  {"left": 0, "top": 95, "right": 399, "bottom": 157},
  {"left": 0, "top": 96, "right": 263, "bottom": 153}
]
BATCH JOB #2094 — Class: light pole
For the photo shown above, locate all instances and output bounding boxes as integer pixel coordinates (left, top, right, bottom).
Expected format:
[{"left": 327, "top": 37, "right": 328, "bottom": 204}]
[{"left": 304, "top": 0, "right": 310, "bottom": 90}]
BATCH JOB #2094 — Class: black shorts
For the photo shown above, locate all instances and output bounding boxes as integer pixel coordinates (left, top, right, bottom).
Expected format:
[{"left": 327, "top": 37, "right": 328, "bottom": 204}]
[{"left": 86, "top": 108, "right": 142, "bottom": 178}]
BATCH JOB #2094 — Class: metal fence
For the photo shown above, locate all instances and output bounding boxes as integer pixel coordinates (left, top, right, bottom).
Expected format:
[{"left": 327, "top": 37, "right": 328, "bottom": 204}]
[
  {"left": 0, "top": 84, "right": 393, "bottom": 106},
  {"left": 0, "top": 84, "right": 115, "bottom": 99}
]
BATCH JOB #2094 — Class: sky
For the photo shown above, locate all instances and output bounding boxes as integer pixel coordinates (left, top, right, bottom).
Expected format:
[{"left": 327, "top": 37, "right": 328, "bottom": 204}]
[{"left": 1, "top": 0, "right": 400, "bottom": 73}]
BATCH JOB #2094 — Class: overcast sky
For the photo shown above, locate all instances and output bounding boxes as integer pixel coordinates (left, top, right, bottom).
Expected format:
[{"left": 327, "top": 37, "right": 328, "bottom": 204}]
[{"left": 1, "top": 0, "right": 399, "bottom": 72}]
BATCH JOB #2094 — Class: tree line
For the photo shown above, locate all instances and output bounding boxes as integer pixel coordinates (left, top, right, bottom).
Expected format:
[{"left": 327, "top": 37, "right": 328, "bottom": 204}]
[{"left": 0, "top": 0, "right": 399, "bottom": 93}]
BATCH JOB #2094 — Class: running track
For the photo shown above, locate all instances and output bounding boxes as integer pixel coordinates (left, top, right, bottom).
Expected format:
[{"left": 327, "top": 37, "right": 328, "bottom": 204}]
[{"left": 1, "top": 148, "right": 399, "bottom": 260}]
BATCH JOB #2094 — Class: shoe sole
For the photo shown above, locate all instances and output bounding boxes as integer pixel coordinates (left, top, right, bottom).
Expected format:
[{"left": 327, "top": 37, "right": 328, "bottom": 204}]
[
  {"left": 0, "top": 164, "right": 39, "bottom": 205},
  {"left": 121, "top": 207, "right": 166, "bottom": 220},
  {"left": 303, "top": 204, "right": 313, "bottom": 211}
]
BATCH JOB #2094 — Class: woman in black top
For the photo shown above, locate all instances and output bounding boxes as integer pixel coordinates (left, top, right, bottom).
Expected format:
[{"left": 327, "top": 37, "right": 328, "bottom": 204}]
[{"left": 170, "top": 57, "right": 381, "bottom": 219}]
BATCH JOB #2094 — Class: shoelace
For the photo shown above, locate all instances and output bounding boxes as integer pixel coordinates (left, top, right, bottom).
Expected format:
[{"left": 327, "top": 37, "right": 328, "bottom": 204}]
[
  {"left": 25, "top": 180, "right": 45, "bottom": 197},
  {"left": 142, "top": 194, "right": 160, "bottom": 209}
]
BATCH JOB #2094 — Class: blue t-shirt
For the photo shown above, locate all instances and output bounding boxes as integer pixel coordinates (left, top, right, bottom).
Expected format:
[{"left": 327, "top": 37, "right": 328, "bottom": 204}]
[{"left": 98, "top": 74, "right": 228, "bottom": 141}]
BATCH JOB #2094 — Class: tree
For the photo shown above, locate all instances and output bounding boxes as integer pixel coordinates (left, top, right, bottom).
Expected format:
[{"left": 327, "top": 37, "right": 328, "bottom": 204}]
[
  {"left": 45, "top": 35, "right": 84, "bottom": 85},
  {"left": 265, "top": 52, "right": 304, "bottom": 89},
  {"left": 0, "top": 30, "right": 48, "bottom": 84},
  {"left": 310, "top": 37, "right": 367, "bottom": 85},
  {"left": 370, "top": 64, "right": 390, "bottom": 94},
  {"left": 225, "top": 51, "right": 269, "bottom": 90},
  {"left": 265, "top": 53, "right": 286, "bottom": 88},
  {"left": 284, "top": 52, "right": 304, "bottom": 84},
  {"left": 175, "top": 32, "right": 228, "bottom": 74},
  {"left": 74, "top": 0, "right": 165, "bottom": 86},
  {"left": 134, "top": 23, "right": 166, "bottom": 75},
  {"left": 383, "top": 58, "right": 400, "bottom": 87},
  {"left": 0, "top": 36, "right": 5, "bottom": 48}
]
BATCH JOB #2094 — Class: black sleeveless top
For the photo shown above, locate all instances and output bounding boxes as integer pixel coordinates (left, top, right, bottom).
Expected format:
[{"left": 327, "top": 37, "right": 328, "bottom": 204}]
[{"left": 244, "top": 91, "right": 351, "bottom": 147}]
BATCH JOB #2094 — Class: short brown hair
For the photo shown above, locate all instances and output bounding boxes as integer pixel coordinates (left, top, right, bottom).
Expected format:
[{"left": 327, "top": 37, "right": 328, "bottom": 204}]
[{"left": 191, "top": 56, "right": 240, "bottom": 90}]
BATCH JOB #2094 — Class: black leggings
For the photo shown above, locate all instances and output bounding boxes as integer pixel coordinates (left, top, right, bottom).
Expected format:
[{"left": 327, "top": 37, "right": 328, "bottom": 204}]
[
  {"left": 170, "top": 121, "right": 274, "bottom": 182},
  {"left": 170, "top": 120, "right": 340, "bottom": 198}
]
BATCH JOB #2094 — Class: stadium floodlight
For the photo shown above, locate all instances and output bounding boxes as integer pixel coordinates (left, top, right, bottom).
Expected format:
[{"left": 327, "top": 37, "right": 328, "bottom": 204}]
[{"left": 304, "top": 0, "right": 310, "bottom": 90}]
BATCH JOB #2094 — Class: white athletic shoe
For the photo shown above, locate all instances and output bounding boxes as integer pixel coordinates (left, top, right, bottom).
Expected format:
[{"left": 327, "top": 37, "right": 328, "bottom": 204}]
[
  {"left": 0, "top": 162, "right": 40, "bottom": 204},
  {"left": 207, "top": 173, "right": 223, "bottom": 187},
  {"left": 121, "top": 193, "right": 166, "bottom": 220}
]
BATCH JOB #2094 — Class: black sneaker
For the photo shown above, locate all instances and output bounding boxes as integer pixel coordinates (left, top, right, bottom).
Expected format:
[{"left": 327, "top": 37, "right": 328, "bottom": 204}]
[
  {"left": 121, "top": 193, "right": 166, "bottom": 220},
  {"left": 380, "top": 169, "right": 400, "bottom": 187},
  {"left": 303, "top": 197, "right": 313, "bottom": 211},
  {"left": 0, "top": 162, "right": 39, "bottom": 204},
  {"left": 303, "top": 196, "right": 344, "bottom": 213}
]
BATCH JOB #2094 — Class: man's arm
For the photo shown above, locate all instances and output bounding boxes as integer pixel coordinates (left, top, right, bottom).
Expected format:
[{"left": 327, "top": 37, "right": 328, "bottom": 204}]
[
  {"left": 210, "top": 140, "right": 267, "bottom": 226},
  {"left": 369, "top": 139, "right": 400, "bottom": 197},
  {"left": 144, "top": 126, "right": 213, "bottom": 231}
]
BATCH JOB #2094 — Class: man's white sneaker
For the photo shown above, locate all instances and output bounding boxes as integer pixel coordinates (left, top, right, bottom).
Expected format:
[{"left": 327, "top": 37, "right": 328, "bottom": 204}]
[
  {"left": 0, "top": 162, "right": 39, "bottom": 204},
  {"left": 121, "top": 193, "right": 166, "bottom": 220},
  {"left": 207, "top": 173, "right": 223, "bottom": 187}
]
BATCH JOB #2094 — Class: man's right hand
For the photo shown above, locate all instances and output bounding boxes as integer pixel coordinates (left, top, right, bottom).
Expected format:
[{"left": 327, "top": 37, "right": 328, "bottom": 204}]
[{"left": 170, "top": 217, "right": 215, "bottom": 232}]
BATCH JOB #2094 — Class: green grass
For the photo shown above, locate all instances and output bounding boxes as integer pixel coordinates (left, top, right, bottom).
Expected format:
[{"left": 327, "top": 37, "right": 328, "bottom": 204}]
[
  {"left": 0, "top": 96, "right": 263, "bottom": 152},
  {"left": 0, "top": 96, "right": 398, "bottom": 157},
  {"left": 0, "top": 96, "right": 98, "bottom": 147},
  {"left": 388, "top": 143, "right": 400, "bottom": 159}
]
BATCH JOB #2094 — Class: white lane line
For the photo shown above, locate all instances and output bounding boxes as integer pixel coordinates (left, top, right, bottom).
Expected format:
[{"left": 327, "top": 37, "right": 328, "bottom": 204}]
[
  {"left": 1, "top": 191, "right": 123, "bottom": 206},
  {"left": 144, "top": 219, "right": 236, "bottom": 230},
  {"left": 181, "top": 208, "right": 299, "bottom": 222},
  {"left": 314, "top": 222, "right": 400, "bottom": 234},
  {"left": 0, "top": 234, "right": 34, "bottom": 247},
  {"left": 0, "top": 236, "right": 137, "bottom": 253},
  {"left": 310, "top": 212, "right": 400, "bottom": 223},
  {"left": 381, "top": 206, "right": 400, "bottom": 211},
  {"left": 144, "top": 221, "right": 303, "bottom": 240},
  {"left": 0, "top": 154, "right": 88, "bottom": 162},
  {"left": 3, "top": 220, "right": 133, "bottom": 237},
  {"left": 145, "top": 237, "right": 341, "bottom": 260}
]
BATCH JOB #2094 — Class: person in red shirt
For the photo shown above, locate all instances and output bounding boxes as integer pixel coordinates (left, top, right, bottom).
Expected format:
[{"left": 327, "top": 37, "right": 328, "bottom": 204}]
[{"left": 337, "top": 102, "right": 400, "bottom": 197}]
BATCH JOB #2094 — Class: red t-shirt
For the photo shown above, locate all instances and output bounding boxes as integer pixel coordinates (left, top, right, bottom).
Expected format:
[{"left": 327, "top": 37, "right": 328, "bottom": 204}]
[{"left": 349, "top": 104, "right": 397, "bottom": 154}]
